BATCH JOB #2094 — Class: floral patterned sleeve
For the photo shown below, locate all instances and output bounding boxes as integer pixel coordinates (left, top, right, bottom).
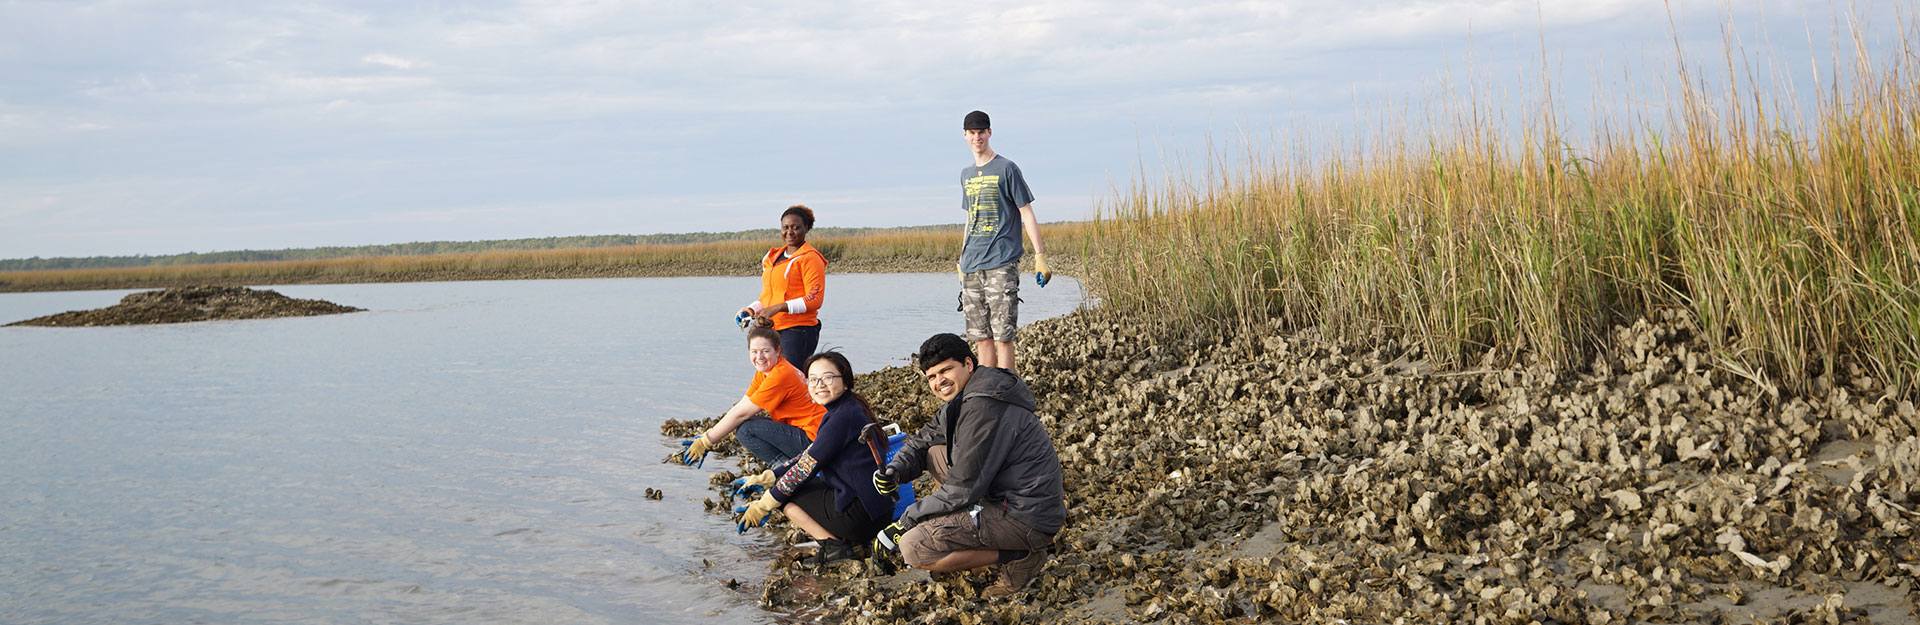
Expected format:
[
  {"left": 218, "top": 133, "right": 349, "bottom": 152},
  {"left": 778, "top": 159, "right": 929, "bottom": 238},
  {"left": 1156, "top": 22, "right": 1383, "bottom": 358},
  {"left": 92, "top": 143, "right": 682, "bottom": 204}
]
[
  {"left": 770, "top": 397, "right": 864, "bottom": 503},
  {"left": 770, "top": 452, "right": 818, "bottom": 502}
]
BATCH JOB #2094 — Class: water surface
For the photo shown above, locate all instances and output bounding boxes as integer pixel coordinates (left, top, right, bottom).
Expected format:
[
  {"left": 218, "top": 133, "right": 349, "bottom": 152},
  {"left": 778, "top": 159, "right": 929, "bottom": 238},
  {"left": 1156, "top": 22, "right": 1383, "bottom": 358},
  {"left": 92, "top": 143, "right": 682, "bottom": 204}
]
[{"left": 0, "top": 274, "right": 1083, "bottom": 624}]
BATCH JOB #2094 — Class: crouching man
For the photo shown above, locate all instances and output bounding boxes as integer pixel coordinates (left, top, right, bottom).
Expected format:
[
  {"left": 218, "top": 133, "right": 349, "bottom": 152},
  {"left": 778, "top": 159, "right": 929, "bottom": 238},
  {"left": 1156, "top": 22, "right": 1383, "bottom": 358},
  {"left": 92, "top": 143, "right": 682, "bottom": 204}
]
[{"left": 871, "top": 333, "right": 1066, "bottom": 598}]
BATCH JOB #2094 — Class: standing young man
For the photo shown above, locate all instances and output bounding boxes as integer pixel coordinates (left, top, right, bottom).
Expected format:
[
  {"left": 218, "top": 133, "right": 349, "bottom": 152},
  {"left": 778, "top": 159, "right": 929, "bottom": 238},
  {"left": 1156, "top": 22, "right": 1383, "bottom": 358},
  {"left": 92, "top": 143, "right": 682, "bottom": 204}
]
[
  {"left": 870, "top": 333, "right": 1065, "bottom": 598},
  {"left": 957, "top": 110, "right": 1051, "bottom": 372}
]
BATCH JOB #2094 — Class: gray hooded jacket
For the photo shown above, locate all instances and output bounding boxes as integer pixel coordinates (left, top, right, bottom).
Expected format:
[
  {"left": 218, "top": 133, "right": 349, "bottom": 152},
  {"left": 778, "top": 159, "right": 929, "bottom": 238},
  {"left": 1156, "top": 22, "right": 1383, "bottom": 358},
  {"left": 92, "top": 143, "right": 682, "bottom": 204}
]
[{"left": 887, "top": 366, "right": 1066, "bottom": 535}]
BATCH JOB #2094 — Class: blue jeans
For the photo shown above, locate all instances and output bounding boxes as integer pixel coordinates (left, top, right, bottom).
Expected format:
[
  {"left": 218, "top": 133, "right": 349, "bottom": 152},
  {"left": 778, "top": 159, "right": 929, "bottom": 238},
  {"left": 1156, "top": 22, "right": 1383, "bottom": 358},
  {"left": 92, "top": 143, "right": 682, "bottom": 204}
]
[
  {"left": 735, "top": 414, "right": 812, "bottom": 466},
  {"left": 778, "top": 324, "right": 820, "bottom": 371}
]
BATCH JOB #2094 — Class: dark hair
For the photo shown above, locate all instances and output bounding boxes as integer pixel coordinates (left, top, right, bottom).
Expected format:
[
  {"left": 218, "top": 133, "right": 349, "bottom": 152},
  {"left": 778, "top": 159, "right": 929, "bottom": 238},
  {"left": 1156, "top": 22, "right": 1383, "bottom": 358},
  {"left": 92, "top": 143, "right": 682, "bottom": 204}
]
[
  {"left": 781, "top": 205, "right": 815, "bottom": 229},
  {"left": 803, "top": 351, "right": 879, "bottom": 427},
  {"left": 917, "top": 333, "right": 975, "bottom": 371},
  {"left": 746, "top": 326, "right": 781, "bottom": 351}
]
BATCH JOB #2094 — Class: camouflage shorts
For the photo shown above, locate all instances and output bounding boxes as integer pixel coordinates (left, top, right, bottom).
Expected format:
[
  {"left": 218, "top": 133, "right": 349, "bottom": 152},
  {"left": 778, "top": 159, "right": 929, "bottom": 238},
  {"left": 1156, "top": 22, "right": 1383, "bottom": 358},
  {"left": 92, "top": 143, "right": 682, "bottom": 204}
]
[{"left": 961, "top": 263, "right": 1020, "bottom": 343}]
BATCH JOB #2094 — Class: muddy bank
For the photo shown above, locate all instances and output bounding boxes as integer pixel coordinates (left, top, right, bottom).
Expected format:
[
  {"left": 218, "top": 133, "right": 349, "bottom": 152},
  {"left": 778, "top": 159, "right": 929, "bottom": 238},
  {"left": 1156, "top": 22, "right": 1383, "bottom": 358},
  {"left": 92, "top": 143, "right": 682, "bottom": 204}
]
[
  {"left": 0, "top": 260, "right": 957, "bottom": 293},
  {"left": 5, "top": 285, "right": 364, "bottom": 326},
  {"left": 0, "top": 255, "right": 1085, "bottom": 294},
  {"left": 676, "top": 308, "right": 1919, "bottom": 623}
]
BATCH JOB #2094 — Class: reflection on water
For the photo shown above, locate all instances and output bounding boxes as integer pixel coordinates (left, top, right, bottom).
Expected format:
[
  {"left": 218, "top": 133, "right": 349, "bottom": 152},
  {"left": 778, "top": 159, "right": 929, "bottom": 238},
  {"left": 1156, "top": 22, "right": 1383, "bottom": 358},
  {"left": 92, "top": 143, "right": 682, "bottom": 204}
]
[{"left": 0, "top": 274, "right": 1083, "bottom": 624}]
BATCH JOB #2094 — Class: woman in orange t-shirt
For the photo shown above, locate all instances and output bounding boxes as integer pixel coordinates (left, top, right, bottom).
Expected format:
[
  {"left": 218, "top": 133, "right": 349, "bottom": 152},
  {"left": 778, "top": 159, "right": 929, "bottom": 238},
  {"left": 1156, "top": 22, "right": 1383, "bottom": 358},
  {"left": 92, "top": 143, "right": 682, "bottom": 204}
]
[
  {"left": 739, "top": 205, "right": 827, "bottom": 371},
  {"left": 676, "top": 326, "right": 826, "bottom": 466}
]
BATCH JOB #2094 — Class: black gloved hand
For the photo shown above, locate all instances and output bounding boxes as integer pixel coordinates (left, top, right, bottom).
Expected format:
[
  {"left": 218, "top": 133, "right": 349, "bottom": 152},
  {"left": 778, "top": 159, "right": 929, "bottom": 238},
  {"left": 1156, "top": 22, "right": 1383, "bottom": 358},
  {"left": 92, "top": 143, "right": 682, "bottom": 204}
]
[
  {"left": 872, "top": 521, "right": 907, "bottom": 555},
  {"left": 872, "top": 467, "right": 897, "bottom": 498}
]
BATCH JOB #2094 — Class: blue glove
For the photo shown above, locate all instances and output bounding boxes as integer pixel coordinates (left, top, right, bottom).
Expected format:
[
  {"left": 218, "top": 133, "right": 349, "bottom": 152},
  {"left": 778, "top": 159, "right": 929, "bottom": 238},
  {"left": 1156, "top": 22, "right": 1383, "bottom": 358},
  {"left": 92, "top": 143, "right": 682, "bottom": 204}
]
[
  {"left": 734, "top": 496, "right": 777, "bottom": 534},
  {"left": 734, "top": 309, "right": 753, "bottom": 329},
  {"left": 726, "top": 470, "right": 775, "bottom": 499},
  {"left": 724, "top": 479, "right": 765, "bottom": 500},
  {"left": 676, "top": 437, "right": 711, "bottom": 468}
]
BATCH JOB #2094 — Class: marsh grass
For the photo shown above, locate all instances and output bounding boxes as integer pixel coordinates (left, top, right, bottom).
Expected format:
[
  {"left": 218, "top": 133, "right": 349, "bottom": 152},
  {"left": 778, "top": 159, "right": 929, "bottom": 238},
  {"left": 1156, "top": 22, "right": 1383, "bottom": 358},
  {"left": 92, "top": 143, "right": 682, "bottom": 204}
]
[
  {"left": 0, "top": 224, "right": 1086, "bottom": 292},
  {"left": 1082, "top": 17, "right": 1920, "bottom": 394}
]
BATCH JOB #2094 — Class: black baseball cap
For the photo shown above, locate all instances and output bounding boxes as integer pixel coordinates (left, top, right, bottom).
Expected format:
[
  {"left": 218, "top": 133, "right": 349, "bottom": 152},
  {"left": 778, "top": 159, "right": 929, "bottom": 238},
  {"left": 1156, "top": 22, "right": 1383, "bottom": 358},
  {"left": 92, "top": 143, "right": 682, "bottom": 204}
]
[{"left": 963, "top": 110, "right": 990, "bottom": 130}]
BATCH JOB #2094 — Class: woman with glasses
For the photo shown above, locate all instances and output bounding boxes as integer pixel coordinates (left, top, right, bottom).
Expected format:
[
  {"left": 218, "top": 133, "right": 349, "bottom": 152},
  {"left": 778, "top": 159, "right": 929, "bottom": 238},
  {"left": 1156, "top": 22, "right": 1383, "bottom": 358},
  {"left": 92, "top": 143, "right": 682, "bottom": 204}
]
[
  {"left": 733, "top": 351, "right": 892, "bottom": 566},
  {"left": 738, "top": 205, "right": 827, "bottom": 371},
  {"left": 675, "top": 326, "right": 824, "bottom": 468}
]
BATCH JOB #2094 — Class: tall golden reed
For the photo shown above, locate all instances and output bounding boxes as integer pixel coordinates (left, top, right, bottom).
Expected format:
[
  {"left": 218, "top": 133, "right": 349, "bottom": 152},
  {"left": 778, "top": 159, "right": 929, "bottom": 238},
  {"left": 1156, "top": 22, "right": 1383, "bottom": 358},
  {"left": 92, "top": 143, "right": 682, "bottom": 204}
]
[{"left": 1080, "top": 16, "right": 1920, "bottom": 394}]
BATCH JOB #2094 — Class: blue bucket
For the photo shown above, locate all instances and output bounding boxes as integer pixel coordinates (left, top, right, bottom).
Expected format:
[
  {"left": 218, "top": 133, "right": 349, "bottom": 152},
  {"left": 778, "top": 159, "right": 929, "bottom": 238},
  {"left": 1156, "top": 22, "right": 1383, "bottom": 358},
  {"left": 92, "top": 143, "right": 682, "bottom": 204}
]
[{"left": 885, "top": 432, "right": 915, "bottom": 521}]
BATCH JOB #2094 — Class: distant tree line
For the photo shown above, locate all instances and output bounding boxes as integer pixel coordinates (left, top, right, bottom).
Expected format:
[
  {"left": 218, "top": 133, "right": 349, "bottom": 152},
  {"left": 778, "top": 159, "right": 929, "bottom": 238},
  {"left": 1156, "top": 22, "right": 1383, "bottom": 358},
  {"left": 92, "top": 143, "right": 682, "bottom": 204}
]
[{"left": 1, "top": 225, "right": 960, "bottom": 271}]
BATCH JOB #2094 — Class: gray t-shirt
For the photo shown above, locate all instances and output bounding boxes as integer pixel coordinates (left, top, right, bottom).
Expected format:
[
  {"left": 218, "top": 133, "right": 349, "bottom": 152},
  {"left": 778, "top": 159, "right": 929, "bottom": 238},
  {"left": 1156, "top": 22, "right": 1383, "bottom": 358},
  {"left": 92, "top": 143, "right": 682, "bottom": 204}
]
[{"left": 959, "top": 155, "right": 1036, "bottom": 273}]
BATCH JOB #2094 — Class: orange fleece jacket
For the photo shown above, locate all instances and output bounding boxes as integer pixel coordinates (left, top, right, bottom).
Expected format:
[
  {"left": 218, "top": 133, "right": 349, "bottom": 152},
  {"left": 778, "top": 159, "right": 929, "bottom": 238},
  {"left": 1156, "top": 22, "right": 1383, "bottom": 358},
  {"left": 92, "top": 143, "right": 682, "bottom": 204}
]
[{"left": 750, "top": 243, "right": 826, "bottom": 331}]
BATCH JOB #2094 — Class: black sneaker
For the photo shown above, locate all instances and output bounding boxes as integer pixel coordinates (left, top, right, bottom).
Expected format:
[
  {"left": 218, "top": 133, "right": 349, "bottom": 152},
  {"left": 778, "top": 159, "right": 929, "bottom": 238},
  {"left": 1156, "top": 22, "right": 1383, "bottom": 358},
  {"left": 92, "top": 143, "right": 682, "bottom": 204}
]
[{"left": 805, "top": 539, "right": 854, "bottom": 567}]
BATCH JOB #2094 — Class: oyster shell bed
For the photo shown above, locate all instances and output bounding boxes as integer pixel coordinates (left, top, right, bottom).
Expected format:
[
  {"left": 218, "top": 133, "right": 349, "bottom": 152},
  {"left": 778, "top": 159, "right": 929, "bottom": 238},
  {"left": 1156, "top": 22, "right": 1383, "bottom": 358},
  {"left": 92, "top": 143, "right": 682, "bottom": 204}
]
[
  {"left": 680, "top": 308, "right": 1920, "bottom": 623},
  {"left": 4, "top": 285, "right": 364, "bottom": 326}
]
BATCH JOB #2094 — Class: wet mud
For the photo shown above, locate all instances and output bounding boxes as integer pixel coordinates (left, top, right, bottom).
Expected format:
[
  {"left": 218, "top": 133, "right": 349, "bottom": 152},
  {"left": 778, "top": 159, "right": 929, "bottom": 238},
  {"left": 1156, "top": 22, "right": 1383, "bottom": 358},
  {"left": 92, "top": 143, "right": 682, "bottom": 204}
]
[
  {"left": 669, "top": 308, "right": 1920, "bottom": 623},
  {"left": 5, "top": 285, "right": 364, "bottom": 326}
]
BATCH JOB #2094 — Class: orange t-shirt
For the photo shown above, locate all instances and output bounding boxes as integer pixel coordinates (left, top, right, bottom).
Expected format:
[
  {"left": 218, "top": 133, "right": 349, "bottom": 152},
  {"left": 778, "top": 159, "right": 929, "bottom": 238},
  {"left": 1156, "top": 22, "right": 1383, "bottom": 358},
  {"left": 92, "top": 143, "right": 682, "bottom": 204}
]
[{"left": 747, "top": 359, "right": 825, "bottom": 439}]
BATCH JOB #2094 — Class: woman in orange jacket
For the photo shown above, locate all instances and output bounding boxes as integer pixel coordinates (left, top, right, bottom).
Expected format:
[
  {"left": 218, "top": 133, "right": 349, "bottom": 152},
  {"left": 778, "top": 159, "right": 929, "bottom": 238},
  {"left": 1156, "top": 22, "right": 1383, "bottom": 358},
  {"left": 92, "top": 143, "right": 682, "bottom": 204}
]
[{"left": 740, "top": 205, "right": 827, "bottom": 370}]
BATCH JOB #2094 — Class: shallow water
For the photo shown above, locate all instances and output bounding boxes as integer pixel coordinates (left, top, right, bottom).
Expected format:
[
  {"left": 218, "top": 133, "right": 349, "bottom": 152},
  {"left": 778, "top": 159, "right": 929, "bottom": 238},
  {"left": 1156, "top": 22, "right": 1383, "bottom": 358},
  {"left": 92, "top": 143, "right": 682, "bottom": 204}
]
[{"left": 0, "top": 274, "right": 1083, "bottom": 624}]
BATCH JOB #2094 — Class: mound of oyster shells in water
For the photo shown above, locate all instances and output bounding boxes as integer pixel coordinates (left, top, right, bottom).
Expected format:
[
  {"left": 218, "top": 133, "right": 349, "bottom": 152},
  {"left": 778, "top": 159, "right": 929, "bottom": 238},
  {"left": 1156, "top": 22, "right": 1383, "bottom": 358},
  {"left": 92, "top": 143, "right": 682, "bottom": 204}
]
[{"left": 673, "top": 308, "right": 1920, "bottom": 624}]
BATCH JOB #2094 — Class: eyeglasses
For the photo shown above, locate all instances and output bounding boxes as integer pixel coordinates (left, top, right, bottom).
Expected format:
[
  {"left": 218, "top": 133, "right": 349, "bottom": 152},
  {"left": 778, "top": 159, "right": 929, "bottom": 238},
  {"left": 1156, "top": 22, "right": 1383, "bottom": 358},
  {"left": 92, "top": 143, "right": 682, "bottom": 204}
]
[{"left": 805, "top": 374, "right": 841, "bottom": 387}]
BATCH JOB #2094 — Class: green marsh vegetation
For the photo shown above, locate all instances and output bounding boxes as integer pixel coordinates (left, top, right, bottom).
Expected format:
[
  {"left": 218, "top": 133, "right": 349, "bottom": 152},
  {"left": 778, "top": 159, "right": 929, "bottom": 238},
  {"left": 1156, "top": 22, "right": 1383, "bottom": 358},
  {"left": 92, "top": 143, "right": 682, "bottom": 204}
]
[{"left": 1080, "top": 15, "right": 1920, "bottom": 395}]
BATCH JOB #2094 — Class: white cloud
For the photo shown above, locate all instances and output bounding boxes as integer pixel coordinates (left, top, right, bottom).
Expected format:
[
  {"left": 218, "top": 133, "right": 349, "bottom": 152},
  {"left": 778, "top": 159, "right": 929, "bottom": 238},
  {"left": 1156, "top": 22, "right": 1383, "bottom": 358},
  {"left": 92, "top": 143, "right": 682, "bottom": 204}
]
[
  {"left": 362, "top": 53, "right": 415, "bottom": 69},
  {"left": 0, "top": 0, "right": 1902, "bottom": 258},
  {"left": 12, "top": 1, "right": 1748, "bottom": 125}
]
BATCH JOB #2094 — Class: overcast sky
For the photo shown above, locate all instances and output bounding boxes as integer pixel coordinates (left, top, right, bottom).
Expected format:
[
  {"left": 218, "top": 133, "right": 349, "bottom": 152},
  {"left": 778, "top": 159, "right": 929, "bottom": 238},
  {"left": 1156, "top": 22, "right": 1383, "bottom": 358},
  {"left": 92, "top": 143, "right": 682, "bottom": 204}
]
[{"left": 0, "top": 0, "right": 1905, "bottom": 259}]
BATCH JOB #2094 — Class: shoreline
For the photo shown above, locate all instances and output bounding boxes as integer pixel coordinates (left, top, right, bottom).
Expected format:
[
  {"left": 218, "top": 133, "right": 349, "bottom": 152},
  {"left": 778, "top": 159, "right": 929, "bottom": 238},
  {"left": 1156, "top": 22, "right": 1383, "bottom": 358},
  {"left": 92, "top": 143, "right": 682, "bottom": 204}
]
[
  {"left": 0, "top": 257, "right": 973, "bottom": 294},
  {"left": 697, "top": 308, "right": 1918, "bottom": 623},
  {"left": 0, "top": 224, "right": 1089, "bottom": 294},
  {"left": 0, "top": 256, "right": 1087, "bottom": 295}
]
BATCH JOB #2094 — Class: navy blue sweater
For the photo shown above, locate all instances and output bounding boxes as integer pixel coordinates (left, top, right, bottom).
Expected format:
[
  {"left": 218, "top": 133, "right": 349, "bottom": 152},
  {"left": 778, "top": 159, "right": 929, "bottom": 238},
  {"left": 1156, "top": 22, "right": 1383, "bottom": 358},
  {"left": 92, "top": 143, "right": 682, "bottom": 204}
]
[{"left": 769, "top": 394, "right": 891, "bottom": 521}]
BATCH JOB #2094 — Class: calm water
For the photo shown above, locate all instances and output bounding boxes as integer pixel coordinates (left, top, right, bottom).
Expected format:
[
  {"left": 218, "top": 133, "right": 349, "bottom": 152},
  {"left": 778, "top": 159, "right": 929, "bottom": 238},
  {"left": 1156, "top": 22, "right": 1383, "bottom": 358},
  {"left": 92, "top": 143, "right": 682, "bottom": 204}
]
[{"left": 0, "top": 274, "right": 1084, "bottom": 625}]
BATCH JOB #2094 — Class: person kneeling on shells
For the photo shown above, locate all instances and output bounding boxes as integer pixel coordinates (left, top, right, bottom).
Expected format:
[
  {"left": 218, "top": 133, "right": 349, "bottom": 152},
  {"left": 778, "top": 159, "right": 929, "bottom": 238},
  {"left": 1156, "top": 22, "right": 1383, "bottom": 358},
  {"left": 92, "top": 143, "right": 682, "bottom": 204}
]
[
  {"left": 734, "top": 352, "right": 895, "bottom": 566},
  {"left": 673, "top": 327, "right": 824, "bottom": 469},
  {"left": 870, "top": 333, "right": 1065, "bottom": 598}
]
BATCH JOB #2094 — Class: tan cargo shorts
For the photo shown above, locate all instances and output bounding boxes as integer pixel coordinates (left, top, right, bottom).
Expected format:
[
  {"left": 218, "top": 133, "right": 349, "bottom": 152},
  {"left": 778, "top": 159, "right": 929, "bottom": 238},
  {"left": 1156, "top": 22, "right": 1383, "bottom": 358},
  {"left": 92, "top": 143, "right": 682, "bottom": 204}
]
[
  {"left": 899, "top": 500, "right": 1053, "bottom": 568},
  {"left": 961, "top": 263, "right": 1020, "bottom": 343},
  {"left": 898, "top": 445, "right": 1054, "bottom": 568}
]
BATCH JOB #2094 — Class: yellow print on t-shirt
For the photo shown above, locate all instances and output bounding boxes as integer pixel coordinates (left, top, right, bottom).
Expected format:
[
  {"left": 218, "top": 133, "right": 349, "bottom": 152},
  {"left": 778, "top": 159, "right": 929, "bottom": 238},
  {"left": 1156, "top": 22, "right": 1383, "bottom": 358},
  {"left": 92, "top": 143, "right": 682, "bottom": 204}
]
[{"left": 965, "top": 174, "right": 1002, "bottom": 236}]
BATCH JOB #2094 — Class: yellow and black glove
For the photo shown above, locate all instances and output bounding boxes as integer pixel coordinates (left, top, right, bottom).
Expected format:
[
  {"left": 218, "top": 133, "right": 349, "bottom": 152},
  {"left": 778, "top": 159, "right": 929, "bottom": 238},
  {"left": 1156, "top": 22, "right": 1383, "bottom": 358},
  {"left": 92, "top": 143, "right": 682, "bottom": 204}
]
[
  {"left": 872, "top": 467, "right": 898, "bottom": 498},
  {"left": 873, "top": 520, "right": 907, "bottom": 554}
]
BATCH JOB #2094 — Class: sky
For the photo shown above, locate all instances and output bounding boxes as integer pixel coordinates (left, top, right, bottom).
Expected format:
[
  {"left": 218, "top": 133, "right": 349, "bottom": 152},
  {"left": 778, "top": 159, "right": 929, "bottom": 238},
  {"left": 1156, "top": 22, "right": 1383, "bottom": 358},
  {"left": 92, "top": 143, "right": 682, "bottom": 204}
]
[{"left": 0, "top": 0, "right": 1908, "bottom": 259}]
